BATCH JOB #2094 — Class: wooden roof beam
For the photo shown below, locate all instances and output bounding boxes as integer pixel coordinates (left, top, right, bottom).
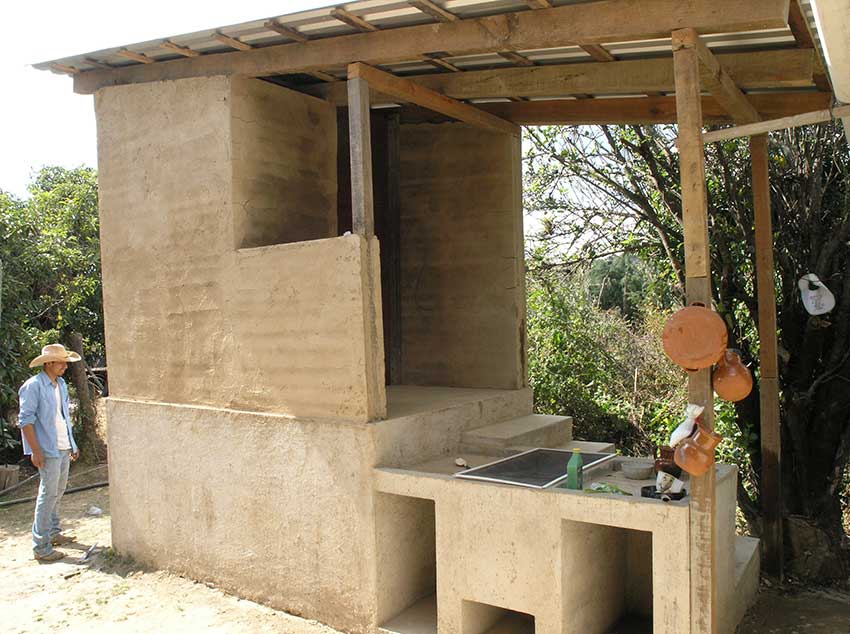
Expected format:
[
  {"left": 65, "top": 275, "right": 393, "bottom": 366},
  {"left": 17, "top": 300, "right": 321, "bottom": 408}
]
[
  {"left": 49, "top": 63, "right": 79, "bottom": 75},
  {"left": 348, "top": 62, "right": 519, "bottom": 136},
  {"left": 523, "top": 0, "right": 552, "bottom": 8},
  {"left": 674, "top": 28, "right": 760, "bottom": 123},
  {"left": 408, "top": 0, "right": 458, "bottom": 23},
  {"left": 264, "top": 20, "right": 310, "bottom": 42},
  {"left": 214, "top": 32, "right": 253, "bottom": 51},
  {"left": 116, "top": 49, "right": 156, "bottom": 64},
  {"left": 161, "top": 41, "right": 201, "bottom": 58},
  {"left": 498, "top": 51, "right": 535, "bottom": 66},
  {"left": 73, "top": 0, "right": 793, "bottom": 93},
  {"left": 580, "top": 44, "right": 616, "bottom": 62},
  {"left": 305, "top": 49, "right": 815, "bottom": 105},
  {"left": 331, "top": 7, "right": 379, "bottom": 32},
  {"left": 787, "top": 0, "right": 832, "bottom": 91}
]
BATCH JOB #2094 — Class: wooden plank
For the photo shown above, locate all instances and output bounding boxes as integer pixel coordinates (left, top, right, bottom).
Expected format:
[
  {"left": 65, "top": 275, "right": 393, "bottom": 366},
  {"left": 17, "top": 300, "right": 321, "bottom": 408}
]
[
  {"left": 263, "top": 20, "right": 310, "bottom": 42},
  {"left": 116, "top": 49, "right": 156, "bottom": 64},
  {"left": 331, "top": 7, "right": 379, "bottom": 32},
  {"left": 580, "top": 43, "right": 617, "bottom": 62},
  {"left": 751, "top": 133, "right": 783, "bottom": 578},
  {"left": 83, "top": 57, "right": 113, "bottom": 69},
  {"left": 49, "top": 63, "right": 80, "bottom": 75},
  {"left": 306, "top": 49, "right": 815, "bottom": 105},
  {"left": 523, "top": 0, "right": 552, "bottom": 7},
  {"left": 423, "top": 55, "right": 462, "bottom": 72},
  {"left": 497, "top": 51, "right": 535, "bottom": 66},
  {"left": 408, "top": 0, "right": 458, "bottom": 22},
  {"left": 788, "top": 0, "right": 831, "bottom": 91},
  {"left": 214, "top": 32, "right": 253, "bottom": 51},
  {"left": 703, "top": 103, "right": 850, "bottom": 142},
  {"left": 348, "top": 62, "right": 520, "bottom": 136},
  {"left": 348, "top": 77, "right": 375, "bottom": 236},
  {"left": 398, "top": 92, "right": 832, "bottom": 125},
  {"left": 73, "top": 0, "right": 793, "bottom": 93},
  {"left": 160, "top": 41, "right": 200, "bottom": 58},
  {"left": 385, "top": 111, "right": 403, "bottom": 385},
  {"left": 685, "top": 28, "right": 760, "bottom": 124},
  {"left": 674, "top": 28, "right": 717, "bottom": 634},
  {"left": 308, "top": 70, "right": 338, "bottom": 82}
]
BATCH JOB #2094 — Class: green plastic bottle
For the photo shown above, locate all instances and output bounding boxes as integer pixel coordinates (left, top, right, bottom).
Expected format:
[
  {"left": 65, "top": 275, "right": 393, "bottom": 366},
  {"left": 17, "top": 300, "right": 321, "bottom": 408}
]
[{"left": 566, "top": 448, "right": 584, "bottom": 490}]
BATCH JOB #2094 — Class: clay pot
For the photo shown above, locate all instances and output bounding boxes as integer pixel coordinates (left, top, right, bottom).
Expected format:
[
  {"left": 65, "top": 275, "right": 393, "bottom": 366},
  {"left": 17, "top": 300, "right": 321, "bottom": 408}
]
[
  {"left": 674, "top": 422, "right": 723, "bottom": 477},
  {"left": 662, "top": 303, "right": 728, "bottom": 371},
  {"left": 654, "top": 445, "right": 682, "bottom": 479},
  {"left": 713, "top": 349, "right": 753, "bottom": 402}
]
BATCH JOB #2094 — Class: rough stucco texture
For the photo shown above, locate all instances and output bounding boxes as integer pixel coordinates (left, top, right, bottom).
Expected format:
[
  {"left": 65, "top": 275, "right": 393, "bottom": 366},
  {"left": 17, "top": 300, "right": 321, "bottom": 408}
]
[
  {"left": 399, "top": 123, "right": 525, "bottom": 389},
  {"left": 95, "top": 76, "right": 375, "bottom": 421},
  {"left": 106, "top": 398, "right": 378, "bottom": 634}
]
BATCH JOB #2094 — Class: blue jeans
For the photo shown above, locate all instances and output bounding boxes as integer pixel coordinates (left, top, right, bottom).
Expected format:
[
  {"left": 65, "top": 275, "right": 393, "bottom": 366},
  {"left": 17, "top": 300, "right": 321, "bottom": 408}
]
[{"left": 32, "top": 450, "right": 71, "bottom": 556}]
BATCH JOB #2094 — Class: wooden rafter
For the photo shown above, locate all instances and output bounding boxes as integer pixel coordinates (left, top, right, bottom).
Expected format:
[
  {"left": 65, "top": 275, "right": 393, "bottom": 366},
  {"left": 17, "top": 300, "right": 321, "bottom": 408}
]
[
  {"left": 214, "top": 32, "right": 252, "bottom": 51},
  {"left": 161, "top": 41, "right": 200, "bottom": 58},
  {"left": 116, "top": 49, "right": 155, "bottom": 64},
  {"left": 348, "top": 62, "right": 519, "bottom": 136},
  {"left": 408, "top": 0, "right": 458, "bottom": 23},
  {"left": 264, "top": 20, "right": 310, "bottom": 42},
  {"left": 787, "top": 0, "right": 831, "bottom": 91},
  {"left": 72, "top": 0, "right": 793, "bottom": 93},
  {"left": 331, "top": 7, "right": 379, "bottom": 32},
  {"left": 82, "top": 57, "right": 113, "bottom": 70},
  {"left": 676, "top": 28, "right": 760, "bottom": 123},
  {"left": 523, "top": 0, "right": 552, "bottom": 8},
  {"left": 580, "top": 44, "right": 616, "bottom": 62},
  {"left": 423, "top": 55, "right": 462, "bottom": 72},
  {"left": 308, "top": 70, "right": 338, "bottom": 82},
  {"left": 497, "top": 51, "right": 534, "bottom": 67},
  {"left": 49, "top": 63, "right": 79, "bottom": 75},
  {"left": 396, "top": 92, "right": 831, "bottom": 125},
  {"left": 702, "top": 103, "right": 850, "bottom": 142},
  {"left": 305, "top": 49, "right": 815, "bottom": 105}
]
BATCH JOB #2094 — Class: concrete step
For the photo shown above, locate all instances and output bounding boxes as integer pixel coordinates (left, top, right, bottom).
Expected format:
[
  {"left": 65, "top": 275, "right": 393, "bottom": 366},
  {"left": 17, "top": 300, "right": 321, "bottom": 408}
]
[
  {"left": 460, "top": 414, "right": 573, "bottom": 452},
  {"left": 733, "top": 535, "right": 761, "bottom": 626}
]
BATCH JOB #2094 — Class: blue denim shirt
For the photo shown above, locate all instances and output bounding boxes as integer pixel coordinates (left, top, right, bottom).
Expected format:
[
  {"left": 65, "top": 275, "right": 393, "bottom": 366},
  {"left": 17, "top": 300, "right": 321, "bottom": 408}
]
[{"left": 18, "top": 371, "right": 78, "bottom": 457}]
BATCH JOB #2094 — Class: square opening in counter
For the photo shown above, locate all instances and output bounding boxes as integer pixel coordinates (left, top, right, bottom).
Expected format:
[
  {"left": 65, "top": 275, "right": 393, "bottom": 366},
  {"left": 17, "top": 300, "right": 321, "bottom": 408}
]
[{"left": 462, "top": 600, "right": 535, "bottom": 634}]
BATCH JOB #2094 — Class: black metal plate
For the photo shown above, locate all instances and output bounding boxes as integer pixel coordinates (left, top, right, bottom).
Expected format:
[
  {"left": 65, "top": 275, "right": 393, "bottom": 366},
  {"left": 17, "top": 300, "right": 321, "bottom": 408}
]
[{"left": 455, "top": 448, "right": 615, "bottom": 489}]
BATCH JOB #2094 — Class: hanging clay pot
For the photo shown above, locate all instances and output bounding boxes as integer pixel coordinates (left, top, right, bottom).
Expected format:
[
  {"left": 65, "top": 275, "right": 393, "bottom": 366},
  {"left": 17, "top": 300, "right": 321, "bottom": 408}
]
[
  {"left": 662, "top": 303, "right": 728, "bottom": 371},
  {"left": 713, "top": 349, "right": 753, "bottom": 402},
  {"left": 798, "top": 274, "right": 836, "bottom": 316},
  {"left": 674, "top": 422, "right": 723, "bottom": 477}
]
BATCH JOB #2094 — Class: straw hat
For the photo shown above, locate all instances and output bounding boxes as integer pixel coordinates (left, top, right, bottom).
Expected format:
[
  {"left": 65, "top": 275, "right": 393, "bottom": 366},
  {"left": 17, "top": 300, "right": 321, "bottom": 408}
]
[{"left": 29, "top": 344, "right": 82, "bottom": 368}]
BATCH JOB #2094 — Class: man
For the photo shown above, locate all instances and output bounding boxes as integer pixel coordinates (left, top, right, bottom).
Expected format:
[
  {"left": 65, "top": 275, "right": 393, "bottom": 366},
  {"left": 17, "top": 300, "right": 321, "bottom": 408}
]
[{"left": 18, "top": 343, "right": 82, "bottom": 562}]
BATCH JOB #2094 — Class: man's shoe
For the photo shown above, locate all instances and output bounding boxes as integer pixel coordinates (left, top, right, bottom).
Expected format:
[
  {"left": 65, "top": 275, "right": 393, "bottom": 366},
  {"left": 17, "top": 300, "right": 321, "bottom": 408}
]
[
  {"left": 51, "top": 534, "right": 75, "bottom": 546},
  {"left": 34, "top": 550, "right": 66, "bottom": 562}
]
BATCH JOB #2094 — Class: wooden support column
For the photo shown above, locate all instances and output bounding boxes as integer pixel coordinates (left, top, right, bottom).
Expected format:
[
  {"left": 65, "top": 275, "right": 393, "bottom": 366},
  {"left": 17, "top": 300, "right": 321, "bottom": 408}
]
[
  {"left": 672, "top": 27, "right": 717, "bottom": 634},
  {"left": 348, "top": 77, "right": 375, "bottom": 236},
  {"left": 385, "top": 112, "right": 403, "bottom": 385},
  {"left": 751, "top": 133, "right": 783, "bottom": 578}
]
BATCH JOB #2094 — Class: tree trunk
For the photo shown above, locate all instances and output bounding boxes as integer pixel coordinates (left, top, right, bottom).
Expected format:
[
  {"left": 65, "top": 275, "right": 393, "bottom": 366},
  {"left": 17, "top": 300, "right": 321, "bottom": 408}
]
[{"left": 67, "top": 332, "right": 101, "bottom": 462}]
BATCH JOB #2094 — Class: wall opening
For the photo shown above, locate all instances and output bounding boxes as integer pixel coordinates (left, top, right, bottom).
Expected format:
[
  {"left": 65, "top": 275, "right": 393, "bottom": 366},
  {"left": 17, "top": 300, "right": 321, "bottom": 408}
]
[
  {"left": 462, "top": 600, "right": 535, "bottom": 634},
  {"left": 375, "top": 493, "right": 437, "bottom": 634}
]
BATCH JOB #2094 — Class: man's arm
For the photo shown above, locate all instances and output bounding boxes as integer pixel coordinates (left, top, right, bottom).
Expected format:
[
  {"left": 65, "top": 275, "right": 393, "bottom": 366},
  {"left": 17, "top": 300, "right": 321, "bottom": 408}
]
[
  {"left": 18, "top": 381, "right": 44, "bottom": 469},
  {"left": 21, "top": 425, "right": 44, "bottom": 469}
]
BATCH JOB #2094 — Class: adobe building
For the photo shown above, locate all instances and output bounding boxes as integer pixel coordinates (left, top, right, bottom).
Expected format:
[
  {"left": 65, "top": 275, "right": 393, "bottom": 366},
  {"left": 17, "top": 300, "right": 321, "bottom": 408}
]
[{"left": 37, "top": 1, "right": 849, "bottom": 633}]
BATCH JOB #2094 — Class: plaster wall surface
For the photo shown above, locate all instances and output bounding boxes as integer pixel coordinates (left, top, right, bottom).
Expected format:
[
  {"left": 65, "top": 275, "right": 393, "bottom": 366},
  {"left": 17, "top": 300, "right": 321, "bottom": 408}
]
[
  {"left": 399, "top": 123, "right": 525, "bottom": 389},
  {"left": 106, "top": 398, "right": 378, "bottom": 633},
  {"left": 95, "top": 76, "right": 375, "bottom": 421}
]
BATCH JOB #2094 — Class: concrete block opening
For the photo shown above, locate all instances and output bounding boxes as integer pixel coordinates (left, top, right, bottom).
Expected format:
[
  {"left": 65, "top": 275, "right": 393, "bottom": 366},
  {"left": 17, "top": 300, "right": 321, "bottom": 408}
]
[
  {"left": 461, "top": 600, "right": 535, "bottom": 634},
  {"left": 376, "top": 493, "right": 437, "bottom": 634},
  {"left": 562, "top": 520, "right": 653, "bottom": 634}
]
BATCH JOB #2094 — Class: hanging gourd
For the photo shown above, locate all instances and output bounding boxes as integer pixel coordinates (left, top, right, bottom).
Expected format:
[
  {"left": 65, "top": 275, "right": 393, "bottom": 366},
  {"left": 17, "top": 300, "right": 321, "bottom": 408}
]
[
  {"left": 713, "top": 349, "right": 753, "bottom": 402},
  {"left": 799, "top": 273, "right": 835, "bottom": 316}
]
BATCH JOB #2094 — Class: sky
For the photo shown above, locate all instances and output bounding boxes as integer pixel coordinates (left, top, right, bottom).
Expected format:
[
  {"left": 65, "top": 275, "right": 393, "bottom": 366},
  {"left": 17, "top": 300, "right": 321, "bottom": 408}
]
[{"left": 0, "top": 1, "right": 330, "bottom": 199}]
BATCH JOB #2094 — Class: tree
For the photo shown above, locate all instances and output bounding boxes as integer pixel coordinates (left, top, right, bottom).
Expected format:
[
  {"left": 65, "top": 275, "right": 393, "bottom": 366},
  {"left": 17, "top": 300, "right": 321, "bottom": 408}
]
[
  {"left": 0, "top": 166, "right": 103, "bottom": 462},
  {"left": 524, "top": 122, "right": 850, "bottom": 579}
]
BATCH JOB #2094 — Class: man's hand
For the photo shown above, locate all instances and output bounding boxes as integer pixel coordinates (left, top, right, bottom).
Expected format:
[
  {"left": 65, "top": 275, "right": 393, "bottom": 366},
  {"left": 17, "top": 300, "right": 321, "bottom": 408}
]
[
  {"left": 31, "top": 449, "right": 45, "bottom": 469},
  {"left": 71, "top": 451, "right": 80, "bottom": 462}
]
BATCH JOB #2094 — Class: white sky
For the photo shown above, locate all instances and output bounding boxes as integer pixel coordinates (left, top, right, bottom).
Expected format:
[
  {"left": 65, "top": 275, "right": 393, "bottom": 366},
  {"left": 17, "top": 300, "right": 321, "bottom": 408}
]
[{"left": 0, "top": 1, "right": 330, "bottom": 199}]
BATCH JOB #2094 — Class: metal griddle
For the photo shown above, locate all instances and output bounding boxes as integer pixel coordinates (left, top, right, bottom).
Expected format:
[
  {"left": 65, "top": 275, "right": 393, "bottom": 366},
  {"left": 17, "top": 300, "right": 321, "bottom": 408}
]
[{"left": 454, "top": 448, "right": 616, "bottom": 489}]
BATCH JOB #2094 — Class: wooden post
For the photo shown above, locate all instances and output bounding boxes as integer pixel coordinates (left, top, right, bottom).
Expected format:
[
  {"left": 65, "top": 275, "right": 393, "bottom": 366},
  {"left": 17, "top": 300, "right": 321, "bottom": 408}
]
[
  {"left": 673, "top": 28, "right": 717, "bottom": 634},
  {"left": 348, "top": 77, "right": 375, "bottom": 236},
  {"left": 751, "top": 133, "right": 783, "bottom": 578},
  {"left": 385, "top": 111, "right": 403, "bottom": 385}
]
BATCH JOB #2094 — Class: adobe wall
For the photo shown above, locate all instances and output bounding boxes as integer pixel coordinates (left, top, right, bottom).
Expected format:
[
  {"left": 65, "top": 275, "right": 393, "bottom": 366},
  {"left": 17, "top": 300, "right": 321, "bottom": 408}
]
[
  {"left": 398, "top": 123, "right": 526, "bottom": 390},
  {"left": 95, "top": 76, "right": 380, "bottom": 421}
]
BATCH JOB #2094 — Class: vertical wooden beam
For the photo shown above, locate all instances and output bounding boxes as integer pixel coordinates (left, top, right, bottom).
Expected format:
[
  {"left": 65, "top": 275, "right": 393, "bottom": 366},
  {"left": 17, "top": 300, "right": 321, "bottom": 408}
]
[
  {"left": 386, "top": 112, "right": 403, "bottom": 385},
  {"left": 348, "top": 77, "right": 375, "bottom": 236},
  {"left": 751, "top": 133, "right": 783, "bottom": 578},
  {"left": 672, "top": 27, "right": 717, "bottom": 634}
]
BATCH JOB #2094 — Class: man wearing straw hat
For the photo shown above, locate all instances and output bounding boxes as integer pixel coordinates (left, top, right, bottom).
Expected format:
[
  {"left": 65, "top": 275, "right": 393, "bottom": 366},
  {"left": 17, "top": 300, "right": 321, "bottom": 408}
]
[{"left": 18, "top": 343, "right": 82, "bottom": 561}]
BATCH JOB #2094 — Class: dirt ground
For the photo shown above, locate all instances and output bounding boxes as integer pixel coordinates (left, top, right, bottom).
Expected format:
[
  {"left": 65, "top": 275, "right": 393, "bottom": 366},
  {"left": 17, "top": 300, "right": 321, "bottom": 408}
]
[{"left": 1, "top": 463, "right": 849, "bottom": 634}]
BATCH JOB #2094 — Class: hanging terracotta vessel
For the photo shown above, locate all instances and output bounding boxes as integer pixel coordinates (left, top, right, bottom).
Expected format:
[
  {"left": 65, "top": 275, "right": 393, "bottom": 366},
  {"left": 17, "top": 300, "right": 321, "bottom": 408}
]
[
  {"left": 674, "top": 422, "right": 723, "bottom": 477},
  {"left": 662, "top": 303, "right": 728, "bottom": 372},
  {"left": 713, "top": 349, "right": 753, "bottom": 402}
]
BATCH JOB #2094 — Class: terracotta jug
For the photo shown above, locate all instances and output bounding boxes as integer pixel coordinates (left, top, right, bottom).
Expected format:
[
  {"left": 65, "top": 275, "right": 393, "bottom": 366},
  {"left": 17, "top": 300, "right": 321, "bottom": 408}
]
[
  {"left": 674, "top": 422, "right": 723, "bottom": 477},
  {"left": 713, "top": 349, "right": 753, "bottom": 402},
  {"left": 654, "top": 445, "right": 682, "bottom": 479},
  {"left": 662, "top": 303, "right": 728, "bottom": 371}
]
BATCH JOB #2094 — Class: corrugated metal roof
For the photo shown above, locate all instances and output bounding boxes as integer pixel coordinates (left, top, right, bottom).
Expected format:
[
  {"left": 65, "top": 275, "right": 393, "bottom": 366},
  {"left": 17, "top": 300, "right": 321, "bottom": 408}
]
[{"left": 34, "top": 0, "right": 827, "bottom": 87}]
